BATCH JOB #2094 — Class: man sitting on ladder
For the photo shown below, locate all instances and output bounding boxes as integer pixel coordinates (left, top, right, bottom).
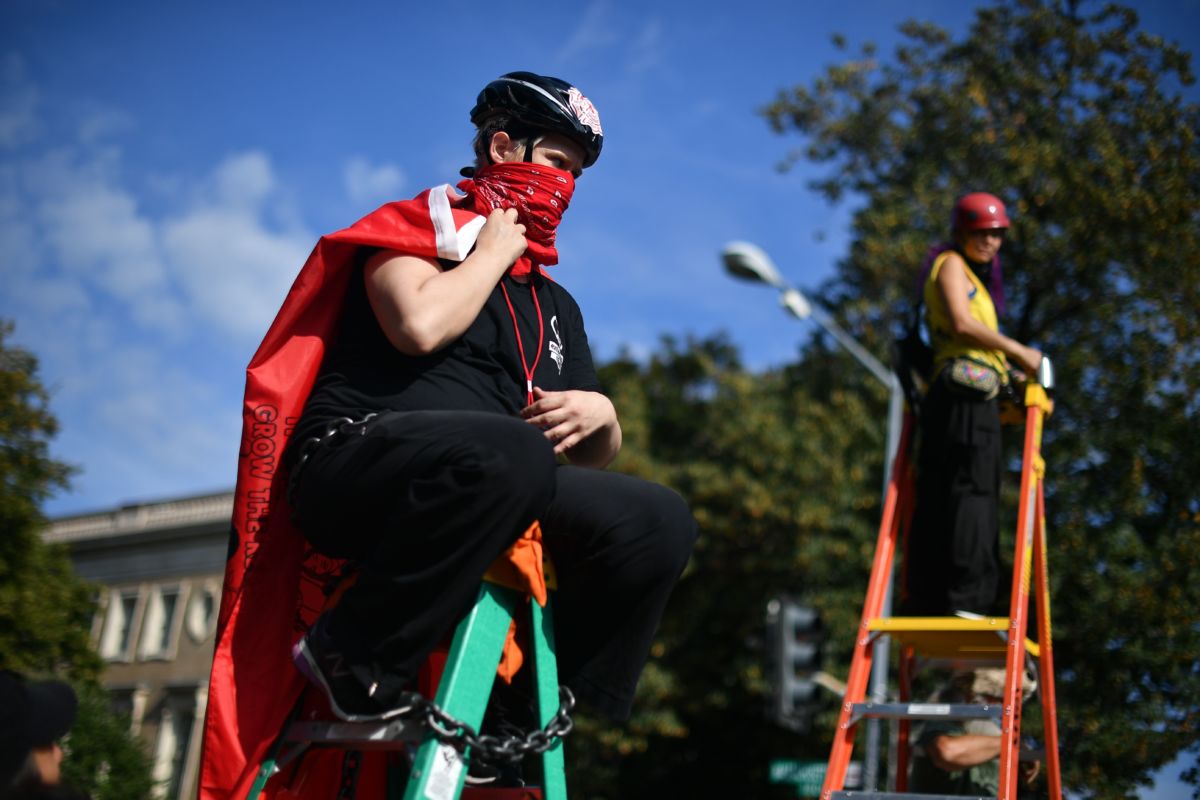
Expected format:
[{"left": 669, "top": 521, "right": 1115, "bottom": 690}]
[
  {"left": 288, "top": 69, "right": 697, "bottom": 745},
  {"left": 203, "top": 71, "right": 697, "bottom": 793}
]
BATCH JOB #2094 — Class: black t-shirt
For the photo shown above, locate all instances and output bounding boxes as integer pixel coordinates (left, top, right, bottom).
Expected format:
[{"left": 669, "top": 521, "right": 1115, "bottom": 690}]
[{"left": 291, "top": 252, "right": 602, "bottom": 451}]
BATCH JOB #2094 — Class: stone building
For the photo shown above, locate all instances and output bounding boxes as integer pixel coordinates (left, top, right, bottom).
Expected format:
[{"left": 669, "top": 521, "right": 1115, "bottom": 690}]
[{"left": 44, "top": 490, "right": 233, "bottom": 799}]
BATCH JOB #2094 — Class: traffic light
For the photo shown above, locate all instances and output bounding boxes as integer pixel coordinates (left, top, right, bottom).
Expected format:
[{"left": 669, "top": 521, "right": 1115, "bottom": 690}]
[{"left": 766, "top": 596, "right": 825, "bottom": 733}]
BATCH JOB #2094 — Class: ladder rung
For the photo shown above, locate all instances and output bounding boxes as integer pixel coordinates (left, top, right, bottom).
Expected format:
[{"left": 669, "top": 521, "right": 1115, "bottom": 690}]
[
  {"left": 848, "top": 702, "right": 1001, "bottom": 725},
  {"left": 866, "top": 616, "right": 1041, "bottom": 658},
  {"left": 868, "top": 616, "right": 1009, "bottom": 632},
  {"left": 832, "top": 793, "right": 990, "bottom": 800},
  {"left": 284, "top": 718, "right": 422, "bottom": 749}
]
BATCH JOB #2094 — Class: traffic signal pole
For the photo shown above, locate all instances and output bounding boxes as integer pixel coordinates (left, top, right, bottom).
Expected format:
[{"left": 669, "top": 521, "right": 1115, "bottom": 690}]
[{"left": 863, "top": 380, "right": 905, "bottom": 790}]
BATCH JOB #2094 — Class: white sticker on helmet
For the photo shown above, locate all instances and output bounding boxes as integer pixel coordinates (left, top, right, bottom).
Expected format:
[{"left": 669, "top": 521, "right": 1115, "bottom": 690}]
[{"left": 567, "top": 87, "right": 603, "bottom": 136}]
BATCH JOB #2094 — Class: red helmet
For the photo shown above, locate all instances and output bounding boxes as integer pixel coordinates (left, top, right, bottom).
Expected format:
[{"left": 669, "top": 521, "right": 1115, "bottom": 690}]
[{"left": 953, "top": 192, "right": 1010, "bottom": 232}]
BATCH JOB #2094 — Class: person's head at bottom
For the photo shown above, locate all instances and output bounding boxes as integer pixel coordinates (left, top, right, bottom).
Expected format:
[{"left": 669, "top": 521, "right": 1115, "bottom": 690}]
[{"left": 0, "top": 671, "right": 81, "bottom": 799}]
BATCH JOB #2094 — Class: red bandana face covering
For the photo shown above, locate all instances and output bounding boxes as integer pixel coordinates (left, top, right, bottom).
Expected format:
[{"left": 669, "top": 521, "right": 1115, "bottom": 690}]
[{"left": 457, "top": 162, "right": 575, "bottom": 276}]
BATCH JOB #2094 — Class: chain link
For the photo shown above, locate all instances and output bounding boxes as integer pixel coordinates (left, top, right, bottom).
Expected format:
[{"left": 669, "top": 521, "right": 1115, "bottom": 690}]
[
  {"left": 374, "top": 685, "right": 575, "bottom": 765},
  {"left": 418, "top": 686, "right": 575, "bottom": 765},
  {"left": 287, "top": 413, "right": 377, "bottom": 503}
]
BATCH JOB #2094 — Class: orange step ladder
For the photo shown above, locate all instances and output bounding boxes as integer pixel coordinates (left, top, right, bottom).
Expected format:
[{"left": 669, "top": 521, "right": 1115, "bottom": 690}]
[{"left": 820, "top": 362, "right": 1063, "bottom": 800}]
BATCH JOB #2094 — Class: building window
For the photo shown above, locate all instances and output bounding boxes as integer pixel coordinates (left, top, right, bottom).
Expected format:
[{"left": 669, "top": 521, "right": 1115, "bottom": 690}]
[
  {"left": 185, "top": 581, "right": 220, "bottom": 644},
  {"left": 107, "top": 685, "right": 149, "bottom": 736},
  {"left": 99, "top": 588, "right": 142, "bottom": 661},
  {"left": 90, "top": 589, "right": 108, "bottom": 642},
  {"left": 151, "top": 686, "right": 204, "bottom": 800},
  {"left": 140, "top": 584, "right": 186, "bottom": 660}
]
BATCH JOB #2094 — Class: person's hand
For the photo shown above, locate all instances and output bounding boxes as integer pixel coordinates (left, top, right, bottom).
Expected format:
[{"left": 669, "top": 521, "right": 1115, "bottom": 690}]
[
  {"left": 1020, "top": 759, "right": 1041, "bottom": 788},
  {"left": 1014, "top": 344, "right": 1043, "bottom": 376},
  {"left": 474, "top": 207, "right": 527, "bottom": 267},
  {"left": 521, "top": 388, "right": 616, "bottom": 455}
]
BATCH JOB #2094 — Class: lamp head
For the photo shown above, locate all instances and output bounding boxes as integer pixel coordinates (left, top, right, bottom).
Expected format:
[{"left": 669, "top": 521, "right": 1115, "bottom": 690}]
[
  {"left": 780, "top": 288, "right": 812, "bottom": 320},
  {"left": 721, "top": 241, "right": 785, "bottom": 289}
]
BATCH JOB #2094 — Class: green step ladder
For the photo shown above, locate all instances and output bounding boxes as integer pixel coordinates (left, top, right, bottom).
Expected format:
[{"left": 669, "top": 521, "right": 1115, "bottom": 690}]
[{"left": 248, "top": 574, "right": 568, "bottom": 800}]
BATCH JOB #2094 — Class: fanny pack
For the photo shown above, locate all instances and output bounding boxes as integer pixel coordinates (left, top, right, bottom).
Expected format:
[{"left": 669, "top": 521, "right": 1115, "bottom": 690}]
[{"left": 941, "top": 358, "right": 1002, "bottom": 401}]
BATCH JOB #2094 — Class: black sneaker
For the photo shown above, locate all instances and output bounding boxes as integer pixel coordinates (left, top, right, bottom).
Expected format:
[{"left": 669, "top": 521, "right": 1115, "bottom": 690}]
[
  {"left": 292, "top": 616, "right": 412, "bottom": 722},
  {"left": 466, "top": 678, "right": 534, "bottom": 787}
]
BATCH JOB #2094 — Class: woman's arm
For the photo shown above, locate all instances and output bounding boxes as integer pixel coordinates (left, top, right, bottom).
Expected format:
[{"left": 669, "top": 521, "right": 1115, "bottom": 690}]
[
  {"left": 937, "top": 252, "right": 1043, "bottom": 374},
  {"left": 365, "top": 207, "right": 527, "bottom": 355},
  {"left": 925, "top": 732, "right": 1001, "bottom": 772}
]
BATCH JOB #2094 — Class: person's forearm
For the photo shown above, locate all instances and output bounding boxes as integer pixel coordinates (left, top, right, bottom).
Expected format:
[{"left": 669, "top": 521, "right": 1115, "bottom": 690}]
[
  {"left": 950, "top": 317, "right": 1031, "bottom": 367},
  {"left": 927, "top": 734, "right": 1002, "bottom": 771}
]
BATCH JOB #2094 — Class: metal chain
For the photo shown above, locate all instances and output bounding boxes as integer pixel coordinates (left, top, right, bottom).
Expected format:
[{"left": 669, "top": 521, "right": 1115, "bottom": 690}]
[
  {"left": 287, "top": 413, "right": 377, "bottom": 504},
  {"left": 376, "top": 685, "right": 576, "bottom": 765},
  {"left": 420, "top": 686, "right": 576, "bottom": 765}
]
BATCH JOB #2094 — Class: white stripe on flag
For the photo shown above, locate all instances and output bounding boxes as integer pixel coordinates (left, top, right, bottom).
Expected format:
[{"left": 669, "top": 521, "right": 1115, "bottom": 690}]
[{"left": 429, "top": 185, "right": 484, "bottom": 262}]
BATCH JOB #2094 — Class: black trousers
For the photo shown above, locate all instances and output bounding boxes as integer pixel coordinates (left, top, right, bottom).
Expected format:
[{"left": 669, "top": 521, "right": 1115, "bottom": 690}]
[
  {"left": 289, "top": 410, "right": 697, "bottom": 720},
  {"left": 905, "top": 377, "right": 1003, "bottom": 616}
]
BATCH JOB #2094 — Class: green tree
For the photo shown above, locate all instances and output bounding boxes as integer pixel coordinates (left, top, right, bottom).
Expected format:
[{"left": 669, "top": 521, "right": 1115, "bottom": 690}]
[
  {"left": 0, "top": 320, "right": 155, "bottom": 798},
  {"left": 759, "top": 0, "right": 1200, "bottom": 795},
  {"left": 567, "top": 334, "right": 888, "bottom": 798}
]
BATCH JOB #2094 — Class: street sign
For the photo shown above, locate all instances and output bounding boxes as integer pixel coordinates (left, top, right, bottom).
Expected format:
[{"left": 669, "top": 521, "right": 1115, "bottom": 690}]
[
  {"left": 768, "top": 759, "right": 862, "bottom": 797},
  {"left": 768, "top": 760, "right": 825, "bottom": 796}
]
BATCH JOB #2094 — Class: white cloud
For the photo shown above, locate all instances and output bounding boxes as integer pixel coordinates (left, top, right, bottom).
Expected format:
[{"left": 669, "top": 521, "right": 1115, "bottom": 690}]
[
  {"left": 343, "top": 156, "right": 405, "bottom": 208},
  {"left": 0, "top": 53, "right": 40, "bottom": 147},
  {"left": 626, "top": 19, "right": 664, "bottom": 74},
  {"left": 40, "top": 175, "right": 161, "bottom": 285},
  {"left": 0, "top": 71, "right": 317, "bottom": 513},
  {"left": 162, "top": 150, "right": 312, "bottom": 341},
  {"left": 552, "top": 3, "right": 665, "bottom": 77},
  {"left": 554, "top": 1, "right": 621, "bottom": 64},
  {"left": 77, "top": 108, "right": 135, "bottom": 146},
  {"left": 18, "top": 148, "right": 183, "bottom": 333},
  {"left": 163, "top": 204, "right": 310, "bottom": 340},
  {"left": 214, "top": 151, "right": 275, "bottom": 208}
]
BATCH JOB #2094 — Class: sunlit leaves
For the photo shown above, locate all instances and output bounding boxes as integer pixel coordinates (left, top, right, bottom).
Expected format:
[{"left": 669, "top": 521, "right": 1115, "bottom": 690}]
[{"left": 760, "top": 0, "right": 1199, "bottom": 794}]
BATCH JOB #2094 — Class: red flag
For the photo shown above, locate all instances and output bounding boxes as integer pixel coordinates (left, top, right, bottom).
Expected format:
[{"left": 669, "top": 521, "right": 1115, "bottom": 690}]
[{"left": 198, "top": 186, "right": 488, "bottom": 799}]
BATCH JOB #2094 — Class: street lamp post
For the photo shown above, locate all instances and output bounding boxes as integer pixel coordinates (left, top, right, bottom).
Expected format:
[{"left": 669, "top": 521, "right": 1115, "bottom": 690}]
[{"left": 722, "top": 241, "right": 904, "bottom": 791}]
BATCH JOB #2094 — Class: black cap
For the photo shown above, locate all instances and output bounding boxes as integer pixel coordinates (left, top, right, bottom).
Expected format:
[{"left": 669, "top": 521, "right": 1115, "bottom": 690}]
[{"left": 0, "top": 671, "right": 78, "bottom": 785}]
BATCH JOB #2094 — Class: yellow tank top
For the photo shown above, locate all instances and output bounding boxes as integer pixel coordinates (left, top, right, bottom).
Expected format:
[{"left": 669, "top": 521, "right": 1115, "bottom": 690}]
[{"left": 923, "top": 251, "right": 1007, "bottom": 377}]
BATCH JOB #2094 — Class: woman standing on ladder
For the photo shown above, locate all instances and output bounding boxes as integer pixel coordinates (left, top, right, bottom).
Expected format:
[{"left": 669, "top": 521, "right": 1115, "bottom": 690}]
[{"left": 905, "top": 193, "right": 1044, "bottom": 616}]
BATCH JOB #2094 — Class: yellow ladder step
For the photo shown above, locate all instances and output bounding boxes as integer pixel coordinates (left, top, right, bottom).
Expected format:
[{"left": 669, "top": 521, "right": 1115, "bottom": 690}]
[{"left": 867, "top": 616, "right": 1041, "bottom": 659}]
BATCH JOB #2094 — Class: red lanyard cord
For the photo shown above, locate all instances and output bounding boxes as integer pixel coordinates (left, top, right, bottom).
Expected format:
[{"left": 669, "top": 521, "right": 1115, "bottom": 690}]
[{"left": 499, "top": 279, "right": 544, "bottom": 406}]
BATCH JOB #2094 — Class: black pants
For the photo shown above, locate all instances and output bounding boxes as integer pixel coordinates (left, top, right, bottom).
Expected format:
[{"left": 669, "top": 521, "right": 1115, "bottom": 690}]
[
  {"left": 905, "top": 377, "right": 1003, "bottom": 616},
  {"left": 289, "top": 410, "right": 697, "bottom": 720}
]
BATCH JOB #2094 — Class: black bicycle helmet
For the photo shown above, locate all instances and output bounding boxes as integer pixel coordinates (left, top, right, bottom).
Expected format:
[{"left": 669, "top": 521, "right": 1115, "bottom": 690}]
[{"left": 470, "top": 71, "right": 604, "bottom": 168}]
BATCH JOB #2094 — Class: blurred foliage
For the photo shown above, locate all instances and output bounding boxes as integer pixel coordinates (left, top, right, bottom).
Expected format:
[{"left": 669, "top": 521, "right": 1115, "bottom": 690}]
[
  {"left": 566, "top": 334, "right": 887, "bottom": 799},
  {"left": 568, "top": 1, "right": 1199, "bottom": 797},
  {"left": 0, "top": 319, "right": 93, "bottom": 680},
  {"left": 761, "top": 0, "right": 1199, "bottom": 794},
  {"left": 1, "top": 320, "right": 155, "bottom": 798},
  {"left": 61, "top": 682, "right": 157, "bottom": 800}
]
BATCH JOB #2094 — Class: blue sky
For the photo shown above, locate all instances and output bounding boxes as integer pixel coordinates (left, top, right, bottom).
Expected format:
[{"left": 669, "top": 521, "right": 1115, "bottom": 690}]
[{"left": 2, "top": 0, "right": 1197, "bottom": 794}]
